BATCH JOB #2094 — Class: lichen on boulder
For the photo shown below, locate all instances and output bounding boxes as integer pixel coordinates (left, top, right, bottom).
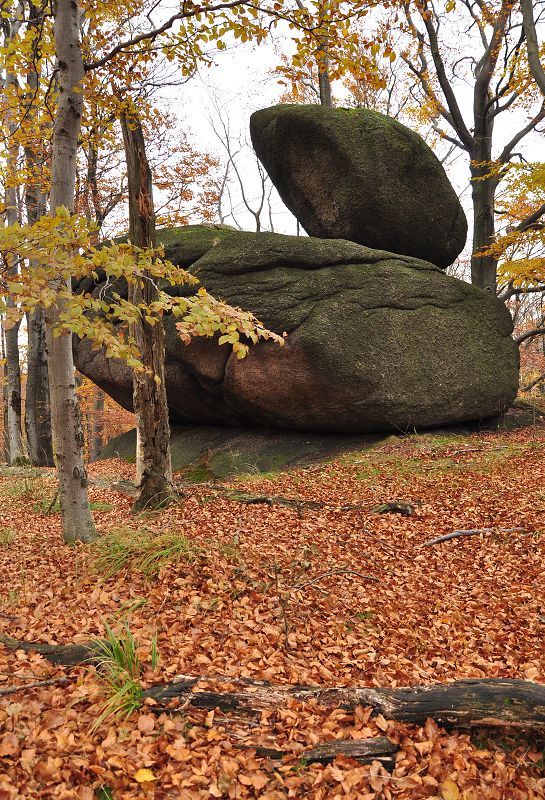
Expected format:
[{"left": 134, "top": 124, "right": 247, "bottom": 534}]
[
  {"left": 250, "top": 105, "right": 467, "bottom": 268},
  {"left": 74, "top": 226, "right": 518, "bottom": 434}
]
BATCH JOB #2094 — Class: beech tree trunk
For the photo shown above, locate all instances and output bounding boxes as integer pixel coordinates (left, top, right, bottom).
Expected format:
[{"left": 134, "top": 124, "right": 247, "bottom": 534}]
[
  {"left": 470, "top": 139, "right": 498, "bottom": 294},
  {"left": 90, "top": 388, "right": 105, "bottom": 460},
  {"left": 119, "top": 111, "right": 173, "bottom": 512},
  {"left": 25, "top": 165, "right": 53, "bottom": 467},
  {"left": 24, "top": 2, "right": 53, "bottom": 468},
  {"left": 3, "top": 17, "right": 26, "bottom": 464},
  {"left": 47, "top": 0, "right": 96, "bottom": 543},
  {"left": 318, "top": 45, "right": 333, "bottom": 107}
]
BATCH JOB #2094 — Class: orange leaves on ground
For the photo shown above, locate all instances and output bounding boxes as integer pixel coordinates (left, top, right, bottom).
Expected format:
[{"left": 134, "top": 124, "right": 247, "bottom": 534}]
[{"left": 1, "top": 428, "right": 545, "bottom": 796}]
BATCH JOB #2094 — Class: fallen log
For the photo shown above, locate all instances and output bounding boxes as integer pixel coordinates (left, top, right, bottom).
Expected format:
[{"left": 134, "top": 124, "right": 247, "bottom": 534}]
[
  {"left": 2, "top": 636, "right": 544, "bottom": 732},
  {"left": 371, "top": 501, "right": 415, "bottom": 517},
  {"left": 237, "top": 737, "right": 398, "bottom": 767},
  {"left": 141, "top": 676, "right": 545, "bottom": 731},
  {"left": 421, "top": 528, "right": 525, "bottom": 547},
  {"left": 0, "top": 634, "right": 101, "bottom": 666}
]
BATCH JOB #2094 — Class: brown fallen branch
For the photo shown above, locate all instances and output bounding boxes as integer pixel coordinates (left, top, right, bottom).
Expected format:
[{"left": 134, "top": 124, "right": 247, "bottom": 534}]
[
  {"left": 447, "top": 446, "right": 509, "bottom": 456},
  {"left": 420, "top": 528, "right": 526, "bottom": 547},
  {"left": 290, "top": 569, "right": 381, "bottom": 590},
  {"left": 371, "top": 501, "right": 415, "bottom": 517},
  {"left": 141, "top": 676, "right": 545, "bottom": 732},
  {"left": 236, "top": 737, "right": 398, "bottom": 767},
  {"left": 188, "top": 488, "right": 363, "bottom": 513},
  {"left": 4, "top": 637, "right": 545, "bottom": 731},
  {"left": 0, "top": 634, "right": 101, "bottom": 666},
  {"left": 0, "top": 676, "right": 71, "bottom": 696}
]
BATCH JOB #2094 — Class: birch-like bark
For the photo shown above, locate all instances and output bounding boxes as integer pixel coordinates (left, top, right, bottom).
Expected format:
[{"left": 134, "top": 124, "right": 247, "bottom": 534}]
[
  {"left": 3, "top": 8, "right": 26, "bottom": 464},
  {"left": 47, "top": 0, "right": 96, "bottom": 542},
  {"left": 120, "top": 111, "right": 173, "bottom": 512}
]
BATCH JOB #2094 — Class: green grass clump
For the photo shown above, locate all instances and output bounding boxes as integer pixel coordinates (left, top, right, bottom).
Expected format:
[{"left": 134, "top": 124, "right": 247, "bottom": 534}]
[
  {"left": 92, "top": 526, "right": 197, "bottom": 578},
  {"left": 34, "top": 498, "right": 114, "bottom": 515},
  {"left": 90, "top": 620, "right": 145, "bottom": 733},
  {"left": 0, "top": 528, "right": 16, "bottom": 545}
]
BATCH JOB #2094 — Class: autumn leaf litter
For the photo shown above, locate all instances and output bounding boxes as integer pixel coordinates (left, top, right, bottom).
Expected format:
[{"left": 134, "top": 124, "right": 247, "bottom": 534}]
[{"left": 1, "top": 426, "right": 545, "bottom": 798}]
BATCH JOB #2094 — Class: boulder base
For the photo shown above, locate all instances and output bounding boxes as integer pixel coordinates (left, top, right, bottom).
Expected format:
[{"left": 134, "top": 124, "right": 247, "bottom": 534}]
[
  {"left": 74, "top": 226, "right": 519, "bottom": 434},
  {"left": 250, "top": 105, "right": 467, "bottom": 268}
]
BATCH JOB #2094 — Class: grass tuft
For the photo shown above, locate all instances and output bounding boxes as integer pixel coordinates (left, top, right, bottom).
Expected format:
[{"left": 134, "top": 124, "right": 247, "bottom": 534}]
[
  {"left": 91, "top": 526, "right": 197, "bottom": 578},
  {"left": 0, "top": 528, "right": 16, "bottom": 546},
  {"left": 90, "top": 620, "right": 145, "bottom": 733}
]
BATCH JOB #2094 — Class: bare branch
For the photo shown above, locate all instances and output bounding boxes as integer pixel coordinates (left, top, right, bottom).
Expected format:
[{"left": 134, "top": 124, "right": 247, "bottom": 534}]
[
  {"left": 516, "top": 327, "right": 545, "bottom": 345},
  {"left": 498, "top": 104, "right": 545, "bottom": 163},
  {"left": 521, "top": 0, "right": 545, "bottom": 96}
]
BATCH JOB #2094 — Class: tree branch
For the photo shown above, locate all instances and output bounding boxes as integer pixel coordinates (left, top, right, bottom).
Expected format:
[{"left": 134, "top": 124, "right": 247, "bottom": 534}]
[
  {"left": 418, "top": 1, "right": 474, "bottom": 149},
  {"left": 516, "top": 327, "right": 545, "bottom": 345},
  {"left": 498, "top": 104, "right": 545, "bottom": 163},
  {"left": 521, "top": 0, "right": 545, "bottom": 96},
  {"left": 515, "top": 201, "right": 545, "bottom": 233}
]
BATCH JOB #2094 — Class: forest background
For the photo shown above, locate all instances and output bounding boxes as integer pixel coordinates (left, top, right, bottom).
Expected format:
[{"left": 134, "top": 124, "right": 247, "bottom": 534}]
[{"left": 2, "top": 0, "right": 545, "bottom": 526}]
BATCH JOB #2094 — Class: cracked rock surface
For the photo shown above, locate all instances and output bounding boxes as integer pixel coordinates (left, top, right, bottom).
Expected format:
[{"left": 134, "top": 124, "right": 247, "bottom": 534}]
[{"left": 74, "top": 226, "right": 519, "bottom": 433}]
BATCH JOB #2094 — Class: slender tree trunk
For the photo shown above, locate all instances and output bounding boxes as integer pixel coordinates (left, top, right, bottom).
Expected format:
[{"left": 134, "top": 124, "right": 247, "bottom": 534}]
[
  {"left": 1, "top": 327, "right": 9, "bottom": 462},
  {"left": 469, "top": 131, "right": 498, "bottom": 294},
  {"left": 120, "top": 111, "right": 173, "bottom": 512},
  {"left": 25, "top": 157, "right": 53, "bottom": 466},
  {"left": 25, "top": 308, "right": 53, "bottom": 466},
  {"left": 90, "top": 388, "right": 104, "bottom": 460},
  {"left": 318, "top": 45, "right": 333, "bottom": 107},
  {"left": 4, "top": 60, "right": 26, "bottom": 464},
  {"left": 23, "top": 0, "right": 53, "bottom": 466},
  {"left": 47, "top": 0, "right": 96, "bottom": 543}
]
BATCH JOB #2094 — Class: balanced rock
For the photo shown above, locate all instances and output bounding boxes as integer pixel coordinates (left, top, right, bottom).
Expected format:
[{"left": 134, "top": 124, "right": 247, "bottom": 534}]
[
  {"left": 74, "top": 226, "right": 518, "bottom": 433},
  {"left": 250, "top": 105, "right": 467, "bottom": 268}
]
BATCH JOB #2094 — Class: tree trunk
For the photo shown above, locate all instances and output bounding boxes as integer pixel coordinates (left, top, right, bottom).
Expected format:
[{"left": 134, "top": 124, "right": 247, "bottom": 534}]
[
  {"left": 1, "top": 327, "right": 9, "bottom": 462},
  {"left": 318, "top": 45, "right": 333, "bottom": 107},
  {"left": 4, "top": 319, "right": 24, "bottom": 465},
  {"left": 120, "top": 111, "right": 173, "bottom": 512},
  {"left": 4, "top": 62, "right": 26, "bottom": 465},
  {"left": 470, "top": 136, "right": 498, "bottom": 293},
  {"left": 25, "top": 307, "right": 53, "bottom": 466},
  {"left": 47, "top": 0, "right": 96, "bottom": 543},
  {"left": 25, "top": 159, "right": 53, "bottom": 467},
  {"left": 90, "top": 388, "right": 104, "bottom": 460}
]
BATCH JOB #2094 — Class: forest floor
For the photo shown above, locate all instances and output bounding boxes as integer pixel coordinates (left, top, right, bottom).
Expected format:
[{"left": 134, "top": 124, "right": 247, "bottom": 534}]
[{"left": 1, "top": 420, "right": 545, "bottom": 799}]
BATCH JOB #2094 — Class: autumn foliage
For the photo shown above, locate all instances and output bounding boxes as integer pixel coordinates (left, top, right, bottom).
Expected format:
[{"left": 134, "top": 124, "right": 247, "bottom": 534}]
[{"left": 1, "top": 424, "right": 545, "bottom": 797}]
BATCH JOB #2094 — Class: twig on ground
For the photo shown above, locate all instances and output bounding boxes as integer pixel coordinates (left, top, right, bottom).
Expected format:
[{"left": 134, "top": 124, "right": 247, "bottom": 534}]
[
  {"left": 447, "top": 446, "right": 509, "bottom": 456},
  {"left": 0, "top": 677, "right": 71, "bottom": 696},
  {"left": 290, "top": 569, "right": 381, "bottom": 590},
  {"left": 272, "top": 564, "right": 291, "bottom": 650},
  {"left": 421, "top": 527, "right": 526, "bottom": 547}
]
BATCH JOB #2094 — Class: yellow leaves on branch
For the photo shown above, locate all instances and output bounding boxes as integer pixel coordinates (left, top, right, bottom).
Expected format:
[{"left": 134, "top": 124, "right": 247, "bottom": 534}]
[{"left": 0, "top": 207, "right": 284, "bottom": 372}]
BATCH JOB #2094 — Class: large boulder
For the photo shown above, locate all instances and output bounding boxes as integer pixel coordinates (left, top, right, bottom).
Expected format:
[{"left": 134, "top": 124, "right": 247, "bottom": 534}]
[
  {"left": 74, "top": 226, "right": 519, "bottom": 434},
  {"left": 250, "top": 105, "right": 467, "bottom": 268}
]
